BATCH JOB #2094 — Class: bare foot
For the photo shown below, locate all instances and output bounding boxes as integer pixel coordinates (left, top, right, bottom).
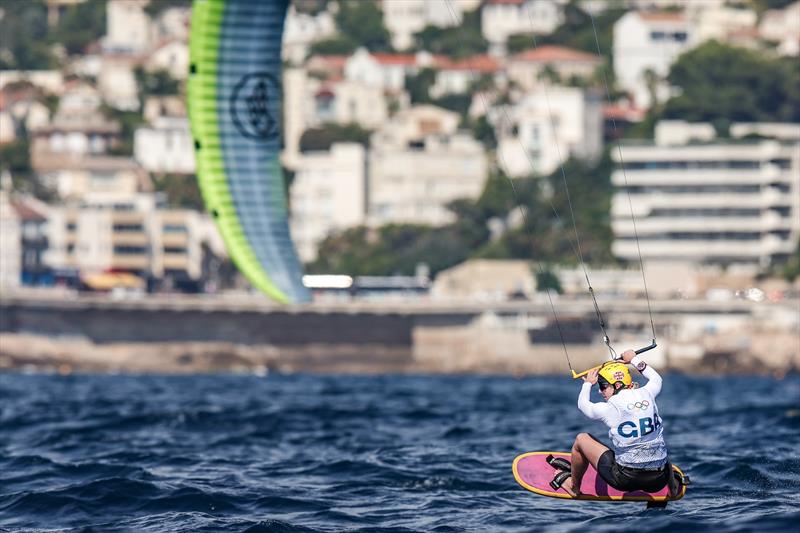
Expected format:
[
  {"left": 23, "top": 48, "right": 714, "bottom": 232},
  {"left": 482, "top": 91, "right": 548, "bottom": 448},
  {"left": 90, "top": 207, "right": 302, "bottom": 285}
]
[{"left": 561, "top": 476, "right": 581, "bottom": 497}]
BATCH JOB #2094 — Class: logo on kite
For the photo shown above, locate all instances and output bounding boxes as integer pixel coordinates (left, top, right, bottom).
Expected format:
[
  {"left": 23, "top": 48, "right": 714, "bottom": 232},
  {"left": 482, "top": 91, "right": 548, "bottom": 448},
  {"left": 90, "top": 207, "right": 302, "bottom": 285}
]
[{"left": 230, "top": 72, "right": 279, "bottom": 141}]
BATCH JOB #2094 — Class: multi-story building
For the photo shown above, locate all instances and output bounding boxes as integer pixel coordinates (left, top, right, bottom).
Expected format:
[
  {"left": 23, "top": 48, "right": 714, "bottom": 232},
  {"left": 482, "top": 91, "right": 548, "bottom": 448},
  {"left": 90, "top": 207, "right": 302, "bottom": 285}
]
[
  {"left": 103, "top": 0, "right": 152, "bottom": 55},
  {"left": 481, "top": 0, "right": 564, "bottom": 56},
  {"left": 759, "top": 1, "right": 800, "bottom": 57},
  {"left": 507, "top": 45, "right": 602, "bottom": 91},
  {"left": 282, "top": 4, "right": 336, "bottom": 65},
  {"left": 46, "top": 197, "right": 220, "bottom": 289},
  {"left": 35, "top": 156, "right": 150, "bottom": 202},
  {"left": 611, "top": 121, "right": 800, "bottom": 267},
  {"left": 10, "top": 196, "right": 50, "bottom": 286},
  {"left": 381, "top": 0, "right": 480, "bottom": 51},
  {"left": 430, "top": 54, "right": 502, "bottom": 98},
  {"left": 495, "top": 86, "right": 603, "bottom": 177},
  {"left": 613, "top": 10, "right": 695, "bottom": 109},
  {"left": 290, "top": 143, "right": 367, "bottom": 263},
  {"left": 134, "top": 117, "right": 195, "bottom": 174},
  {"left": 0, "top": 188, "right": 21, "bottom": 290},
  {"left": 368, "top": 105, "right": 488, "bottom": 226}
]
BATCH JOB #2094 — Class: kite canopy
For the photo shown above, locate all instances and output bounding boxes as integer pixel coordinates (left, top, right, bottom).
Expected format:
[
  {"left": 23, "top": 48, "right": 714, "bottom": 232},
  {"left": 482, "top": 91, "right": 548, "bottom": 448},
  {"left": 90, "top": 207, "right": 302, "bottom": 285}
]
[{"left": 188, "top": 0, "right": 310, "bottom": 303}]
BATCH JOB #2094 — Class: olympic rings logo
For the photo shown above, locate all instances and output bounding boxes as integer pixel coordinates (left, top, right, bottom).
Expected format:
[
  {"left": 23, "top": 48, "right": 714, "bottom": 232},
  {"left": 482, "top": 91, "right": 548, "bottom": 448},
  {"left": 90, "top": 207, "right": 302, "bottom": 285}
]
[{"left": 627, "top": 400, "right": 650, "bottom": 411}]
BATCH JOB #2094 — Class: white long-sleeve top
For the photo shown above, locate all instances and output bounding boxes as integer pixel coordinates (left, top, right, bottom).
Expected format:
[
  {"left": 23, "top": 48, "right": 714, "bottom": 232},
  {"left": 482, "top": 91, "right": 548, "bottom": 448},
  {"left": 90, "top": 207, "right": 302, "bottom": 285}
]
[{"left": 577, "top": 355, "right": 668, "bottom": 469}]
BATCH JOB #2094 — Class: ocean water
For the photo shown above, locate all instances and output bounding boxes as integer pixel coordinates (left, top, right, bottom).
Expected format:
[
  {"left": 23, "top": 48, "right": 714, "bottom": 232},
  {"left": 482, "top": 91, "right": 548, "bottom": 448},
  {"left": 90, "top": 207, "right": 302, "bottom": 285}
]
[{"left": 0, "top": 372, "right": 798, "bottom": 532}]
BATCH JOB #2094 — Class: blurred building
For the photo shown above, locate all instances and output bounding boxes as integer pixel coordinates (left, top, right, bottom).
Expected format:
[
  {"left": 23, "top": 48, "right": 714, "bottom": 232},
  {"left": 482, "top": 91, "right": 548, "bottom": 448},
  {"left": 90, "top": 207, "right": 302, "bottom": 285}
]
[
  {"left": 46, "top": 197, "right": 219, "bottom": 290},
  {"left": 282, "top": 4, "right": 336, "bottom": 65},
  {"left": 432, "top": 259, "right": 535, "bottom": 301},
  {"left": 481, "top": 0, "right": 564, "bottom": 56},
  {"left": 134, "top": 117, "right": 195, "bottom": 174},
  {"left": 103, "top": 0, "right": 152, "bottom": 55},
  {"left": 381, "top": 0, "right": 478, "bottom": 51},
  {"left": 0, "top": 189, "right": 21, "bottom": 290},
  {"left": 507, "top": 45, "right": 602, "bottom": 91},
  {"left": 146, "top": 39, "right": 190, "bottom": 81},
  {"left": 281, "top": 67, "right": 391, "bottom": 169},
  {"left": 35, "top": 157, "right": 150, "bottom": 203},
  {"left": 11, "top": 196, "right": 51, "bottom": 286},
  {"left": 611, "top": 121, "right": 800, "bottom": 267},
  {"left": 495, "top": 86, "right": 603, "bottom": 177},
  {"left": 368, "top": 105, "right": 488, "bottom": 226},
  {"left": 344, "top": 48, "right": 437, "bottom": 93},
  {"left": 613, "top": 11, "right": 695, "bottom": 109},
  {"left": 290, "top": 143, "right": 367, "bottom": 263},
  {"left": 430, "top": 54, "right": 502, "bottom": 98},
  {"left": 759, "top": 1, "right": 800, "bottom": 57}
]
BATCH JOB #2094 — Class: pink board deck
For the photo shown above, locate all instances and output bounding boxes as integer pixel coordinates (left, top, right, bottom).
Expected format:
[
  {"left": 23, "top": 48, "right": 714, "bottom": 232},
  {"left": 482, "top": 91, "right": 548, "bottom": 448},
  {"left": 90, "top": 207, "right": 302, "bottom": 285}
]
[{"left": 512, "top": 451, "right": 687, "bottom": 502}]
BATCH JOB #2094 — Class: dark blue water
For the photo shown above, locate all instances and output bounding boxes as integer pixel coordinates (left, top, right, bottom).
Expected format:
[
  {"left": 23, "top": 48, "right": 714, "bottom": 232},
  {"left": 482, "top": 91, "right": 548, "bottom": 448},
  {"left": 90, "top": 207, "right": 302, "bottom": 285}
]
[{"left": 1, "top": 372, "right": 798, "bottom": 532}]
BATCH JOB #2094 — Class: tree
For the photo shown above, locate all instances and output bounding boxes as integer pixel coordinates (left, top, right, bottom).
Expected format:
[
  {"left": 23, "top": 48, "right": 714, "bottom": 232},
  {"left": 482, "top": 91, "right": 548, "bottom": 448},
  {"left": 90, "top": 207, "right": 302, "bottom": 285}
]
[
  {"left": 0, "top": 0, "right": 58, "bottom": 70},
  {"left": 152, "top": 174, "right": 203, "bottom": 211},
  {"left": 535, "top": 266, "right": 564, "bottom": 294},
  {"left": 309, "top": 36, "right": 358, "bottom": 56},
  {"left": 664, "top": 41, "right": 800, "bottom": 123},
  {"left": 413, "top": 9, "right": 487, "bottom": 59},
  {"left": 298, "top": 123, "right": 371, "bottom": 152},
  {"left": 406, "top": 68, "right": 436, "bottom": 104},
  {"left": 50, "top": 0, "right": 106, "bottom": 55},
  {"left": 335, "top": 0, "right": 392, "bottom": 52}
]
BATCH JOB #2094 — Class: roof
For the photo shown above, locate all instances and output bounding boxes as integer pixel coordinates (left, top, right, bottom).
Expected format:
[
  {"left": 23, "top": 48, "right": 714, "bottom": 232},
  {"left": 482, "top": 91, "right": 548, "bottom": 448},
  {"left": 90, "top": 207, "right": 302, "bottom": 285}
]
[
  {"left": 306, "top": 54, "right": 348, "bottom": 72},
  {"left": 436, "top": 54, "right": 500, "bottom": 73},
  {"left": 485, "top": 0, "right": 526, "bottom": 5},
  {"left": 371, "top": 53, "right": 417, "bottom": 66},
  {"left": 512, "top": 45, "right": 602, "bottom": 64},
  {"left": 10, "top": 198, "right": 47, "bottom": 222},
  {"left": 637, "top": 11, "right": 686, "bottom": 23},
  {"left": 603, "top": 104, "right": 646, "bottom": 122}
]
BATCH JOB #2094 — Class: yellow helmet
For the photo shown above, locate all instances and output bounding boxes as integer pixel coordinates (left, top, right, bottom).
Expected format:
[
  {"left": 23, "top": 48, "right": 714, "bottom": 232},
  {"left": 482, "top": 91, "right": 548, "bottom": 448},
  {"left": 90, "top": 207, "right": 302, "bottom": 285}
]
[{"left": 598, "top": 361, "right": 632, "bottom": 390}]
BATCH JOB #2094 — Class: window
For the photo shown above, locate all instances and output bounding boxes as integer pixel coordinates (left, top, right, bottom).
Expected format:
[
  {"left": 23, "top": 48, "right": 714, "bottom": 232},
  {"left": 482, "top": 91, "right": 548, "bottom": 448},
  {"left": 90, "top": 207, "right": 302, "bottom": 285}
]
[
  {"left": 114, "top": 245, "right": 147, "bottom": 255},
  {"left": 163, "top": 224, "right": 187, "bottom": 233},
  {"left": 650, "top": 31, "right": 666, "bottom": 41},
  {"left": 164, "top": 246, "right": 186, "bottom": 254},
  {"left": 113, "top": 224, "right": 144, "bottom": 232}
]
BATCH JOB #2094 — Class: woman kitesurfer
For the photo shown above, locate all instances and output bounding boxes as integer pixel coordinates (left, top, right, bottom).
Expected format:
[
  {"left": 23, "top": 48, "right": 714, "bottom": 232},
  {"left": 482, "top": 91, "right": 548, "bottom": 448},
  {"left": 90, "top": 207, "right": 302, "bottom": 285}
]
[{"left": 559, "top": 350, "right": 678, "bottom": 497}]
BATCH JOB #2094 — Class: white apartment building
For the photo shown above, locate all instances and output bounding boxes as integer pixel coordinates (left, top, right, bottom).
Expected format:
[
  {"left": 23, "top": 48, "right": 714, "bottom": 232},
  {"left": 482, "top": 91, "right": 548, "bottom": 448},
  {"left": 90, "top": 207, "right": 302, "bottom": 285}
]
[
  {"left": 98, "top": 57, "right": 140, "bottom": 111},
  {"left": 430, "top": 54, "right": 501, "bottom": 98},
  {"left": 344, "top": 48, "right": 436, "bottom": 93},
  {"left": 290, "top": 143, "right": 367, "bottom": 263},
  {"left": 369, "top": 106, "right": 488, "bottom": 226},
  {"left": 613, "top": 11, "right": 695, "bottom": 109},
  {"left": 103, "top": 0, "right": 152, "bottom": 54},
  {"left": 47, "top": 198, "right": 215, "bottom": 283},
  {"left": 282, "top": 5, "right": 336, "bottom": 65},
  {"left": 381, "top": 0, "right": 480, "bottom": 51},
  {"left": 281, "top": 68, "right": 391, "bottom": 170},
  {"left": 686, "top": 2, "right": 757, "bottom": 44},
  {"left": 146, "top": 40, "right": 190, "bottom": 81},
  {"left": 611, "top": 122, "right": 800, "bottom": 267},
  {"left": 759, "top": 1, "right": 800, "bottom": 57},
  {"left": 134, "top": 117, "right": 195, "bottom": 174},
  {"left": 481, "top": 0, "right": 564, "bottom": 56},
  {"left": 36, "top": 157, "right": 150, "bottom": 202},
  {"left": 507, "top": 45, "right": 602, "bottom": 90},
  {"left": 496, "top": 87, "right": 603, "bottom": 177}
]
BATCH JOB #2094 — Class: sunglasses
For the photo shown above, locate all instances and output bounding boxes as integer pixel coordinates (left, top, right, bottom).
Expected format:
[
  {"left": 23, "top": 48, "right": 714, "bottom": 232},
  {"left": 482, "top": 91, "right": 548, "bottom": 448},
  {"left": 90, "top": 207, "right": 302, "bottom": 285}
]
[{"left": 598, "top": 381, "right": 611, "bottom": 391}]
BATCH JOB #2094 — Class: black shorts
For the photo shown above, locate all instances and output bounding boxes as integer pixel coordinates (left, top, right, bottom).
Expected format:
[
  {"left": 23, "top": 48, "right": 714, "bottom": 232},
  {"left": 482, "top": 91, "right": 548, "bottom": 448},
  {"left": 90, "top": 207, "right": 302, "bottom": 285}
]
[{"left": 592, "top": 441, "right": 670, "bottom": 493}]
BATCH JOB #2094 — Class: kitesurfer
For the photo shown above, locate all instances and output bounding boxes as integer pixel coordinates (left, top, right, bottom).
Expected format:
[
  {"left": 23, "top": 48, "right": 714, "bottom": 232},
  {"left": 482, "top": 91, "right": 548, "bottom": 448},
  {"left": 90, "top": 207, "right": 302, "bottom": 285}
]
[{"left": 560, "top": 350, "right": 677, "bottom": 497}]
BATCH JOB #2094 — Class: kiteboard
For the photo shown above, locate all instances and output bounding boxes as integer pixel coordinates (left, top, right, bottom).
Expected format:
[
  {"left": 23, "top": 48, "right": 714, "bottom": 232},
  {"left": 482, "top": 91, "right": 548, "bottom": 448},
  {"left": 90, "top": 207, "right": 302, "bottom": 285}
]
[{"left": 512, "top": 451, "right": 688, "bottom": 504}]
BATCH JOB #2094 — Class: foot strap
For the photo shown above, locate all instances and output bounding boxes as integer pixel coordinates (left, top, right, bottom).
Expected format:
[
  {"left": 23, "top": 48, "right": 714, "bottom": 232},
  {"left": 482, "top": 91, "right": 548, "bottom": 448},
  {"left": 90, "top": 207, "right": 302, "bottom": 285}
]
[
  {"left": 546, "top": 454, "right": 572, "bottom": 472},
  {"left": 550, "top": 470, "right": 571, "bottom": 491}
]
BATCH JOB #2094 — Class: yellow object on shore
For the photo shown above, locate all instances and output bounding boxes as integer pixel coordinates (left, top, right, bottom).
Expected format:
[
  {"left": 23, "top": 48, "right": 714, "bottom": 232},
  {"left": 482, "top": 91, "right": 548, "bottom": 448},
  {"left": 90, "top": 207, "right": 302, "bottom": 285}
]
[{"left": 81, "top": 273, "right": 145, "bottom": 291}]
